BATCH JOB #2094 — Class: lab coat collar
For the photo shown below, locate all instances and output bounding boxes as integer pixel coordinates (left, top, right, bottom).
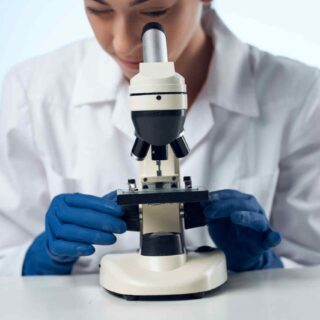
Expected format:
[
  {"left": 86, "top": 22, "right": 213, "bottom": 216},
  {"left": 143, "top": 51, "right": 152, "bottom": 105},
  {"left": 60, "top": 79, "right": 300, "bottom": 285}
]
[
  {"left": 71, "top": 41, "right": 123, "bottom": 107},
  {"left": 202, "top": 7, "right": 260, "bottom": 117}
]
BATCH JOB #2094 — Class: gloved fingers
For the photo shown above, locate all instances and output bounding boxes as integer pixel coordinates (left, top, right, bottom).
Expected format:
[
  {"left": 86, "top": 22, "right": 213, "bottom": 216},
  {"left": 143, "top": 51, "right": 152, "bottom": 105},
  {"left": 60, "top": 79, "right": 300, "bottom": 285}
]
[
  {"left": 201, "top": 189, "right": 248, "bottom": 207},
  {"left": 51, "top": 223, "right": 117, "bottom": 245},
  {"left": 203, "top": 205, "right": 230, "bottom": 220},
  {"left": 230, "top": 211, "right": 269, "bottom": 232},
  {"left": 262, "top": 230, "right": 282, "bottom": 250},
  {"left": 46, "top": 221, "right": 95, "bottom": 258},
  {"left": 48, "top": 238, "right": 95, "bottom": 258},
  {"left": 204, "top": 197, "right": 261, "bottom": 220},
  {"left": 53, "top": 203, "right": 127, "bottom": 234},
  {"left": 201, "top": 190, "right": 257, "bottom": 211},
  {"left": 48, "top": 208, "right": 119, "bottom": 244},
  {"left": 103, "top": 190, "right": 117, "bottom": 202},
  {"left": 62, "top": 193, "right": 124, "bottom": 217},
  {"left": 208, "top": 189, "right": 253, "bottom": 201}
]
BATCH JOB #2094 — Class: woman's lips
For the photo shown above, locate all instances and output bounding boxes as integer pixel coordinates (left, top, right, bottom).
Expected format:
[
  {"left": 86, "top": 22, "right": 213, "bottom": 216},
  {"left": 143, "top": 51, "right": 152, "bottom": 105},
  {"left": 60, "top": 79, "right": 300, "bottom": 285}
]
[{"left": 117, "top": 57, "right": 141, "bottom": 70}]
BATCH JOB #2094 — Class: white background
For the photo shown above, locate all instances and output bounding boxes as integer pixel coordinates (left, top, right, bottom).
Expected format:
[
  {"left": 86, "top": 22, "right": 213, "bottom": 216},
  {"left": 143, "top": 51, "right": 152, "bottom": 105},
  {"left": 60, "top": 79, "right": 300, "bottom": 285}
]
[{"left": 0, "top": 0, "right": 320, "bottom": 87}]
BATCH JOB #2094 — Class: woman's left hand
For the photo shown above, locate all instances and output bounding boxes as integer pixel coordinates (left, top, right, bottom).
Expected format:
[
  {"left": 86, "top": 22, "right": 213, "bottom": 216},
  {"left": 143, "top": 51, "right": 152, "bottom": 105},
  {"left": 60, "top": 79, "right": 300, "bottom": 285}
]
[{"left": 202, "top": 189, "right": 283, "bottom": 271}]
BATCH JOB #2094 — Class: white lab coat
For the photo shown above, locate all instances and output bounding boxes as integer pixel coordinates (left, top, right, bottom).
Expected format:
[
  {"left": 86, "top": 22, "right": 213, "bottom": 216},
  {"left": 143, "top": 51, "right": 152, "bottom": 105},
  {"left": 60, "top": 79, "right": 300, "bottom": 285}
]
[{"left": 0, "top": 7, "right": 320, "bottom": 276}]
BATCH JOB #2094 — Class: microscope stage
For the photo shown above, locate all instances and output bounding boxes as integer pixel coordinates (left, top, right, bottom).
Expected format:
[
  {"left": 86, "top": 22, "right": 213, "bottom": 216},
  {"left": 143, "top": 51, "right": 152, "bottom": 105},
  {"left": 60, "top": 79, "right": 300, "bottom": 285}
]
[{"left": 117, "top": 188, "right": 208, "bottom": 205}]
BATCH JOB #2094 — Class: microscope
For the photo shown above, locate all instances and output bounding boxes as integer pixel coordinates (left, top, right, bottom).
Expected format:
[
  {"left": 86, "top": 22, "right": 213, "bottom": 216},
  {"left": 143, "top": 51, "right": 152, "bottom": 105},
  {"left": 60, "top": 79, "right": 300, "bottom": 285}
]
[{"left": 100, "top": 22, "right": 227, "bottom": 300}]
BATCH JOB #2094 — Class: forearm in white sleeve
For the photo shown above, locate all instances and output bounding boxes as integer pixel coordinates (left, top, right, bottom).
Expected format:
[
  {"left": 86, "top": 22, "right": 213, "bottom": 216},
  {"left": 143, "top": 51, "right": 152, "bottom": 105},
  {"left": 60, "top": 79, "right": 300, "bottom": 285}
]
[
  {"left": 271, "top": 75, "right": 320, "bottom": 267},
  {"left": 0, "top": 67, "right": 49, "bottom": 276}
]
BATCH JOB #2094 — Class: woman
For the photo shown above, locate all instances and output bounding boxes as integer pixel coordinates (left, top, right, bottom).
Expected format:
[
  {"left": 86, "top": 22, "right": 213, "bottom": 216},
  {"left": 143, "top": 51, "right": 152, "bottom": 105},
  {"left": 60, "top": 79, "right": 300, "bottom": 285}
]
[{"left": 0, "top": 0, "right": 319, "bottom": 276}]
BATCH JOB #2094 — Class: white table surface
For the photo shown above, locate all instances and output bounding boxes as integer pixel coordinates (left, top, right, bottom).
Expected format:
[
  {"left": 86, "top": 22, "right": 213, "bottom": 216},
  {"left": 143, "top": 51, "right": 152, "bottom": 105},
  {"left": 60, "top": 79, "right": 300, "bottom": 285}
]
[{"left": 1, "top": 266, "right": 320, "bottom": 320}]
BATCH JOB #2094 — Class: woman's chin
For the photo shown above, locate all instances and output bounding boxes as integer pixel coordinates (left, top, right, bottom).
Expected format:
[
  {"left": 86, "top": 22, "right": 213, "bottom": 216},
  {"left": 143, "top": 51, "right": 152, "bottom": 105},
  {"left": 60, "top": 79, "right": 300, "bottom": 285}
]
[{"left": 122, "top": 68, "right": 139, "bottom": 81}]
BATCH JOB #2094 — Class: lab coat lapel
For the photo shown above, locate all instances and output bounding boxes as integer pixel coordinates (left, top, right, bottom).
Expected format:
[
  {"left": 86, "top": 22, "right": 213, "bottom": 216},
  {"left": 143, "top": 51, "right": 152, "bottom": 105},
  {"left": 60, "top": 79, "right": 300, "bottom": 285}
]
[
  {"left": 183, "top": 7, "right": 260, "bottom": 153},
  {"left": 202, "top": 8, "right": 260, "bottom": 117},
  {"left": 111, "top": 80, "right": 135, "bottom": 141},
  {"left": 184, "top": 92, "right": 215, "bottom": 153},
  {"left": 71, "top": 39, "right": 123, "bottom": 107},
  {"left": 70, "top": 39, "right": 135, "bottom": 141}
]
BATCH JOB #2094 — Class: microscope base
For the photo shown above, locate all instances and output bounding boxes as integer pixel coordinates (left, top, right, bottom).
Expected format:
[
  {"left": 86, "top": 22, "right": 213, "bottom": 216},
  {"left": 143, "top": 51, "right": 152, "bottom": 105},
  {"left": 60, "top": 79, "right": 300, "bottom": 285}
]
[{"left": 100, "top": 250, "right": 227, "bottom": 298}]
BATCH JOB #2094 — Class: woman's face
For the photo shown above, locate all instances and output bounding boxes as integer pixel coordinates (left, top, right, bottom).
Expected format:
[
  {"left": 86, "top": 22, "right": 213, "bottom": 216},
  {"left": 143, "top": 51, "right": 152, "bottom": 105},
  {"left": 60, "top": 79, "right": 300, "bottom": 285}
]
[{"left": 84, "top": 0, "right": 206, "bottom": 80}]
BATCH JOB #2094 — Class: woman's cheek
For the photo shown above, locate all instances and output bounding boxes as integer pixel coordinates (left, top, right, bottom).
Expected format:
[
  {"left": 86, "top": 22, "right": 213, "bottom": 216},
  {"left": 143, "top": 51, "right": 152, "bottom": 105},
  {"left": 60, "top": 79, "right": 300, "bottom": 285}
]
[
  {"left": 94, "top": 28, "right": 113, "bottom": 54},
  {"left": 166, "top": 24, "right": 190, "bottom": 61}
]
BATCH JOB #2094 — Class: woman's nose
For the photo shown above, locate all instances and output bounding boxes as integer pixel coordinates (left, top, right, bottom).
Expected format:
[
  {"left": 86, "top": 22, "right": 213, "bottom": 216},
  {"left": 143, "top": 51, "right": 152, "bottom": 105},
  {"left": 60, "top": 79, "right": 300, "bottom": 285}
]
[{"left": 112, "top": 17, "right": 141, "bottom": 58}]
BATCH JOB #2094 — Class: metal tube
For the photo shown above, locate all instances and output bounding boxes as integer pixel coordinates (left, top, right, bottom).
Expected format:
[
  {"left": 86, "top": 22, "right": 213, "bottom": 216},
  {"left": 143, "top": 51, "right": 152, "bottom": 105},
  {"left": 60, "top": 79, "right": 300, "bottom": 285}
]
[{"left": 142, "top": 22, "right": 168, "bottom": 63}]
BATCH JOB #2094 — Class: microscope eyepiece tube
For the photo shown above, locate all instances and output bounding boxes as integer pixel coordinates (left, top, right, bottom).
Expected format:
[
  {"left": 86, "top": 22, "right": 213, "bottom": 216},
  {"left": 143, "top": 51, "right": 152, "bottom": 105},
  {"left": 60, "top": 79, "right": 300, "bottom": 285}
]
[{"left": 142, "top": 22, "right": 168, "bottom": 63}]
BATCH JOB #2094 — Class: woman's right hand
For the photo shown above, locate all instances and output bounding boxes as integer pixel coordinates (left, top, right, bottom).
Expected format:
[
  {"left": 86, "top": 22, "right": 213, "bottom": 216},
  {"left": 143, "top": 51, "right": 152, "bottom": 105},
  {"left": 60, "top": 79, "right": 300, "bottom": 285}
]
[{"left": 22, "top": 191, "right": 127, "bottom": 275}]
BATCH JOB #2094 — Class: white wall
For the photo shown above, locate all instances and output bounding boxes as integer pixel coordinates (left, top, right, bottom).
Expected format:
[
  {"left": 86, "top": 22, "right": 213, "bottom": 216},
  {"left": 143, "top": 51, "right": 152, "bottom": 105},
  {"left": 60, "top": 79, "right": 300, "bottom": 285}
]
[
  {"left": 215, "top": 0, "right": 320, "bottom": 69},
  {"left": 0, "top": 0, "right": 93, "bottom": 85},
  {"left": 0, "top": 0, "right": 320, "bottom": 87}
]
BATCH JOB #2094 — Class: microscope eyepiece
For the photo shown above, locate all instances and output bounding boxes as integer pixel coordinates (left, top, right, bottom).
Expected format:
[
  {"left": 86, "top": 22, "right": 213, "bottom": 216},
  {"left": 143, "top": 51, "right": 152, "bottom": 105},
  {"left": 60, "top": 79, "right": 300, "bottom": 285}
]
[{"left": 141, "top": 22, "right": 165, "bottom": 40}]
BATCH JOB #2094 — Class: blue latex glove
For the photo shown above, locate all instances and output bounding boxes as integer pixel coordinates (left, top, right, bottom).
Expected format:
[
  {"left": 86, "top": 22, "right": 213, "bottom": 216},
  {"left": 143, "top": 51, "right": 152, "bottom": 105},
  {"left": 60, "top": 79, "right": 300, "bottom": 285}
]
[
  {"left": 202, "top": 189, "right": 283, "bottom": 272},
  {"left": 22, "top": 191, "right": 126, "bottom": 275}
]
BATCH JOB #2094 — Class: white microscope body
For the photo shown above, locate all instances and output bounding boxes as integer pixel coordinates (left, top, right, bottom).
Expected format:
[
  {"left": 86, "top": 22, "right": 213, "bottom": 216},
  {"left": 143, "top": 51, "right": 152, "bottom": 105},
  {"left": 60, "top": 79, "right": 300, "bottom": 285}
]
[{"left": 100, "top": 22, "right": 227, "bottom": 299}]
